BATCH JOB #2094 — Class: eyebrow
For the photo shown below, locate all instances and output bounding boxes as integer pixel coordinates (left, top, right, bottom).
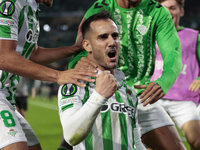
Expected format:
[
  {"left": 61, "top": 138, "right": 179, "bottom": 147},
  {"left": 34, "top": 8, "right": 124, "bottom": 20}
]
[{"left": 97, "top": 32, "right": 119, "bottom": 38}]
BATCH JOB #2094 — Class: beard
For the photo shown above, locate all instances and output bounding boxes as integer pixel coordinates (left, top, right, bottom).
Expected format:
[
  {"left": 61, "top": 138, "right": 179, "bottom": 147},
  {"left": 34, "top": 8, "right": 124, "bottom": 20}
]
[{"left": 128, "top": 0, "right": 141, "bottom": 8}]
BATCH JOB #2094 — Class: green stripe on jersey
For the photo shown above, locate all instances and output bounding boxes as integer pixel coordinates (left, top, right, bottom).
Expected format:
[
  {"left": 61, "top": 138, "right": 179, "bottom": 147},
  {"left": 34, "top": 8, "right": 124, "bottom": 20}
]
[
  {"left": 18, "top": 6, "right": 26, "bottom": 34},
  {"left": 61, "top": 103, "right": 73, "bottom": 112},
  {"left": 85, "top": 131, "right": 93, "bottom": 150},
  {"left": 101, "top": 109, "right": 113, "bottom": 150},
  {"left": 25, "top": 43, "right": 36, "bottom": 58},
  {"left": 0, "top": 25, "right": 11, "bottom": 38},
  {"left": 0, "top": 71, "right": 9, "bottom": 88}
]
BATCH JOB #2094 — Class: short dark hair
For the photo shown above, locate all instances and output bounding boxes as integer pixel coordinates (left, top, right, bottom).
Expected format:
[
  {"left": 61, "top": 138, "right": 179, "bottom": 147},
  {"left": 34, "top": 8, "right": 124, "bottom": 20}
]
[
  {"left": 157, "top": 0, "right": 184, "bottom": 8},
  {"left": 81, "top": 10, "right": 115, "bottom": 39}
]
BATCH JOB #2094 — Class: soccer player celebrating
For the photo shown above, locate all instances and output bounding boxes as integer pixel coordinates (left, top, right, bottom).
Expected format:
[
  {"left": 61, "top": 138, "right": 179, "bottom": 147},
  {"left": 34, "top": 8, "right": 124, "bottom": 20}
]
[
  {"left": 66, "top": 0, "right": 186, "bottom": 149},
  {"left": 0, "top": 0, "right": 97, "bottom": 150},
  {"left": 151, "top": 0, "right": 200, "bottom": 149},
  {"left": 58, "top": 11, "right": 146, "bottom": 150}
]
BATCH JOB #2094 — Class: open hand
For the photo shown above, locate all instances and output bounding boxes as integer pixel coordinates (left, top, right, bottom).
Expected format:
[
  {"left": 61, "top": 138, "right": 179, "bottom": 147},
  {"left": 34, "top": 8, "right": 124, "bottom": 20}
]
[
  {"left": 75, "top": 57, "right": 98, "bottom": 70},
  {"left": 57, "top": 68, "right": 98, "bottom": 87},
  {"left": 134, "top": 82, "right": 164, "bottom": 106},
  {"left": 189, "top": 79, "right": 200, "bottom": 93}
]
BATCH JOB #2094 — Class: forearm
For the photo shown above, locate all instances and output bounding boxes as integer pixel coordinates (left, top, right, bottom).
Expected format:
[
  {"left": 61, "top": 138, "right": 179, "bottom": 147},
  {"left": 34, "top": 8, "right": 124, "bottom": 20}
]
[
  {"left": 61, "top": 91, "right": 107, "bottom": 146},
  {"left": 155, "top": 49, "right": 182, "bottom": 94},
  {"left": 0, "top": 50, "right": 59, "bottom": 82},
  {"left": 30, "top": 44, "right": 82, "bottom": 65}
]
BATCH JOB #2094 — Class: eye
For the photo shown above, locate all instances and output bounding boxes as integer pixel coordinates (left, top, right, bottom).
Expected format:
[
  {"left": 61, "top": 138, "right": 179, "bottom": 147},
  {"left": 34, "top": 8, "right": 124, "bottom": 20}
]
[
  {"left": 100, "top": 34, "right": 108, "bottom": 39},
  {"left": 170, "top": 6, "right": 176, "bottom": 11},
  {"left": 112, "top": 33, "right": 119, "bottom": 40}
]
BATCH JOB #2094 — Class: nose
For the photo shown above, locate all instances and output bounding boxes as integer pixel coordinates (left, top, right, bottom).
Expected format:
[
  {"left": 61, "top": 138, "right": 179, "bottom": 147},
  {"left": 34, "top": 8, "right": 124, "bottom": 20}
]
[{"left": 108, "top": 36, "right": 116, "bottom": 47}]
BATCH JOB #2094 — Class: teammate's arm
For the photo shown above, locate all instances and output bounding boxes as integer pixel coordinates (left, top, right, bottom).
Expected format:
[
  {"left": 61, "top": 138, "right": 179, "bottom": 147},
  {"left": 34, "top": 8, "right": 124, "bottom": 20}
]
[
  {"left": 189, "top": 34, "right": 200, "bottom": 92},
  {"left": 135, "top": 7, "right": 182, "bottom": 106},
  {"left": 29, "top": 36, "right": 83, "bottom": 65},
  {"left": 0, "top": 39, "right": 97, "bottom": 87},
  {"left": 155, "top": 7, "right": 182, "bottom": 94}
]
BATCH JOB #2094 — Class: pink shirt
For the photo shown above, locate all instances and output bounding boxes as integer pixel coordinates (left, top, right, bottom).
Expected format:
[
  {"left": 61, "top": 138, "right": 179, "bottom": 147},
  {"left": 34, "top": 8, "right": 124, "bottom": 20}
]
[{"left": 151, "top": 28, "right": 200, "bottom": 105}]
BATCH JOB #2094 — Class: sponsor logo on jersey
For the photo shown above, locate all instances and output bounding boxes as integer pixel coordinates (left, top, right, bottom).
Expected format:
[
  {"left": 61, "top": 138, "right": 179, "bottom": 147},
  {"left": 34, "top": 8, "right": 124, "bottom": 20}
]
[
  {"left": 25, "top": 29, "right": 39, "bottom": 43},
  {"left": 0, "top": 1, "right": 15, "bottom": 16},
  {"left": 59, "top": 96, "right": 79, "bottom": 106},
  {"left": 101, "top": 102, "right": 110, "bottom": 113},
  {"left": 0, "top": 17, "right": 14, "bottom": 26},
  {"left": 101, "top": 102, "right": 135, "bottom": 118},
  {"left": 61, "top": 84, "right": 77, "bottom": 96},
  {"left": 7, "top": 128, "right": 17, "bottom": 136}
]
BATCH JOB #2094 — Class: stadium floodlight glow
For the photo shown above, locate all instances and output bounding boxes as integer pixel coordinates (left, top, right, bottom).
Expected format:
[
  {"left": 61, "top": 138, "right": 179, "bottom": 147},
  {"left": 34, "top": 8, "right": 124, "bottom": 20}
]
[
  {"left": 60, "top": 25, "right": 68, "bottom": 31},
  {"left": 43, "top": 24, "right": 51, "bottom": 32}
]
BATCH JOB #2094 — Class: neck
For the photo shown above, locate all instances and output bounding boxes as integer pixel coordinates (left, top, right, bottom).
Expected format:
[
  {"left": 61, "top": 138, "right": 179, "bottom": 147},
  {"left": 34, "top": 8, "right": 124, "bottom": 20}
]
[
  {"left": 175, "top": 24, "right": 180, "bottom": 30},
  {"left": 116, "top": 0, "right": 141, "bottom": 9},
  {"left": 97, "top": 65, "right": 115, "bottom": 75}
]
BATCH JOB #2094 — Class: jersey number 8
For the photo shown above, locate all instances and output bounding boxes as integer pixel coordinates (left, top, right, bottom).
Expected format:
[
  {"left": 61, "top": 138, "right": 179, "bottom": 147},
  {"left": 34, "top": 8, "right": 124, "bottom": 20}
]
[{"left": 0, "top": 110, "right": 16, "bottom": 127}]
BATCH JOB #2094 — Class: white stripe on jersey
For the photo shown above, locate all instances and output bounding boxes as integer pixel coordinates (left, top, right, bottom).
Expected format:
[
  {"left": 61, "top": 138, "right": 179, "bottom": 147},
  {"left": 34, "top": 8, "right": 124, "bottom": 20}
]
[
  {"left": 110, "top": 97, "right": 122, "bottom": 150},
  {"left": 93, "top": 115, "right": 104, "bottom": 149}
]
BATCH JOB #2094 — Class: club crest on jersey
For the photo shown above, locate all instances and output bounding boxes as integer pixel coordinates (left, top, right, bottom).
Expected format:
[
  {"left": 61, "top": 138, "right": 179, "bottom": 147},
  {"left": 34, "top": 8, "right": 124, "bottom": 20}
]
[
  {"left": 0, "top": 1, "right": 15, "bottom": 16},
  {"left": 61, "top": 84, "right": 77, "bottom": 96},
  {"left": 7, "top": 128, "right": 17, "bottom": 136}
]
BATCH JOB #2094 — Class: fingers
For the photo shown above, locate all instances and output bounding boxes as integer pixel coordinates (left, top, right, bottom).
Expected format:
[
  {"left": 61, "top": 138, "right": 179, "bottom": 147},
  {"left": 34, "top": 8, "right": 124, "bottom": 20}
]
[
  {"left": 140, "top": 82, "right": 155, "bottom": 98},
  {"left": 57, "top": 69, "right": 98, "bottom": 86},
  {"left": 75, "top": 57, "right": 98, "bottom": 69},
  {"left": 142, "top": 88, "right": 164, "bottom": 106},
  {"left": 189, "top": 80, "right": 200, "bottom": 92},
  {"left": 139, "top": 82, "right": 164, "bottom": 106},
  {"left": 134, "top": 84, "right": 147, "bottom": 89}
]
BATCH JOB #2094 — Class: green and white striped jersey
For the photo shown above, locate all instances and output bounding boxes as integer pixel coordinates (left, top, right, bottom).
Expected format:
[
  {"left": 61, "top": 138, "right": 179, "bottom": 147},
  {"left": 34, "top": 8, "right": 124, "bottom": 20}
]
[
  {"left": 0, "top": 0, "right": 39, "bottom": 105},
  {"left": 58, "top": 69, "right": 138, "bottom": 150}
]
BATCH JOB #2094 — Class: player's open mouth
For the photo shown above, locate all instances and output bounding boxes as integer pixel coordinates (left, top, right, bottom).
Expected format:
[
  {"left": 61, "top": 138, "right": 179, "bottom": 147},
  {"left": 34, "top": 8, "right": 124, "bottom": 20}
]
[{"left": 107, "top": 50, "right": 116, "bottom": 58}]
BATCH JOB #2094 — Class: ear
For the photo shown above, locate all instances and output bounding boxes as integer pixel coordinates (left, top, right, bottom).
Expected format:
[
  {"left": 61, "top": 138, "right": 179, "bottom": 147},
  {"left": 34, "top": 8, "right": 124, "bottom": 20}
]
[
  {"left": 180, "top": 7, "right": 184, "bottom": 17},
  {"left": 83, "top": 39, "right": 92, "bottom": 54}
]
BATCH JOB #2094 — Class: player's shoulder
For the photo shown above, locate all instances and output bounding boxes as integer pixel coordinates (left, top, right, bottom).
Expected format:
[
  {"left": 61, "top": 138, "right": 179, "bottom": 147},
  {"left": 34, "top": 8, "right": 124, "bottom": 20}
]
[
  {"left": 0, "top": 0, "right": 28, "bottom": 6},
  {"left": 139, "top": 0, "right": 169, "bottom": 18},
  {"left": 85, "top": 0, "right": 114, "bottom": 19},
  {"left": 92, "top": 0, "right": 113, "bottom": 9},
  {"left": 0, "top": 0, "right": 28, "bottom": 16}
]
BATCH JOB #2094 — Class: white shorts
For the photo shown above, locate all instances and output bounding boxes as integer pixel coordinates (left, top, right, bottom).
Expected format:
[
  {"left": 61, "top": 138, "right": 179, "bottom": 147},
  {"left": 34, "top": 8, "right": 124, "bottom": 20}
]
[
  {"left": 136, "top": 99, "right": 174, "bottom": 136},
  {"left": 0, "top": 96, "right": 39, "bottom": 149},
  {"left": 158, "top": 99, "right": 200, "bottom": 129}
]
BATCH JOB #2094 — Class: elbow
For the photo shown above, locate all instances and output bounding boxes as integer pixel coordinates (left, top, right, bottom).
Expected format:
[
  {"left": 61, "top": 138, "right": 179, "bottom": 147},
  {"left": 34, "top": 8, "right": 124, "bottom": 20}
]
[{"left": 63, "top": 130, "right": 87, "bottom": 146}]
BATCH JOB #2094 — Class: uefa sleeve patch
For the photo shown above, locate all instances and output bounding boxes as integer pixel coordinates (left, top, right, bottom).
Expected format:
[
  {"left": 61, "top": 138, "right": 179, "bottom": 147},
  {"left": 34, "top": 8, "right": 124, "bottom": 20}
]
[
  {"left": 0, "top": 18, "right": 14, "bottom": 26},
  {"left": 59, "top": 96, "right": 79, "bottom": 107},
  {"left": 0, "top": 1, "right": 15, "bottom": 16},
  {"left": 59, "top": 96, "right": 80, "bottom": 112},
  {"left": 61, "top": 84, "right": 77, "bottom": 96}
]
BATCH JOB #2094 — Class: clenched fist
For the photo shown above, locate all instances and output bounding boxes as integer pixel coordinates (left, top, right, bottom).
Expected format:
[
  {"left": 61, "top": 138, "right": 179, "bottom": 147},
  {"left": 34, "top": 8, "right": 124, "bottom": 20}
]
[{"left": 95, "top": 70, "right": 118, "bottom": 99}]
